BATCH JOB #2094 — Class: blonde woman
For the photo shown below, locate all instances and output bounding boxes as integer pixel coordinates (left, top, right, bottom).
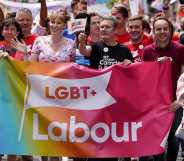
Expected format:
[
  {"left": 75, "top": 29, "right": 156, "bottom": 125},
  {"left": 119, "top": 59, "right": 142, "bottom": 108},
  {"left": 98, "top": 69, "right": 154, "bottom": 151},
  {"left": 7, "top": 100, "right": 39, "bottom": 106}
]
[
  {"left": 29, "top": 10, "right": 75, "bottom": 63},
  {"left": 31, "top": 10, "right": 76, "bottom": 161}
]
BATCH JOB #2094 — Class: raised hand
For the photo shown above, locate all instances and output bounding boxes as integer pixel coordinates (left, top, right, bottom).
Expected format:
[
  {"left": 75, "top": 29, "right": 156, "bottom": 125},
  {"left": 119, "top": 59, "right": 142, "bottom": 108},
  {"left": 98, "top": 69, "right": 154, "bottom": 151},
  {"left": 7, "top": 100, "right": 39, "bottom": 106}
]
[
  {"left": 10, "top": 38, "right": 27, "bottom": 54},
  {"left": 78, "top": 33, "right": 87, "bottom": 44}
]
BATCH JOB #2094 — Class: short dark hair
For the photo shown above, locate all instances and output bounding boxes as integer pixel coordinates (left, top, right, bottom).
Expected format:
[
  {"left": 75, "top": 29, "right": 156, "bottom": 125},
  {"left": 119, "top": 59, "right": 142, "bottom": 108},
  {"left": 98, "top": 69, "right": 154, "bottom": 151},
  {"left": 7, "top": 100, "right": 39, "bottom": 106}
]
[
  {"left": 102, "top": 16, "right": 118, "bottom": 30},
  {"left": 114, "top": 5, "right": 129, "bottom": 18},
  {"left": 89, "top": 12, "right": 101, "bottom": 18},
  {"left": 142, "top": 19, "right": 151, "bottom": 34},
  {"left": 128, "top": 15, "right": 143, "bottom": 22},
  {"left": 6, "top": 12, "right": 16, "bottom": 19},
  {"left": 71, "top": 1, "right": 78, "bottom": 10},
  {"left": 153, "top": 17, "right": 174, "bottom": 38},
  {"left": 153, "top": 12, "right": 166, "bottom": 20},
  {"left": 89, "top": 12, "right": 101, "bottom": 33},
  {"left": 0, "top": 18, "right": 24, "bottom": 41}
]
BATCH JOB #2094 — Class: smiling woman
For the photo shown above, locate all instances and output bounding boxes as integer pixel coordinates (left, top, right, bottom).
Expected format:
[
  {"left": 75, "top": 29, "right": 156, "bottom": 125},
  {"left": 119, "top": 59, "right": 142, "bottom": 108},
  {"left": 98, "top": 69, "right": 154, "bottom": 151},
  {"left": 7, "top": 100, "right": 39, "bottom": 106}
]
[
  {"left": 0, "top": 18, "right": 27, "bottom": 60},
  {"left": 29, "top": 10, "right": 76, "bottom": 62}
]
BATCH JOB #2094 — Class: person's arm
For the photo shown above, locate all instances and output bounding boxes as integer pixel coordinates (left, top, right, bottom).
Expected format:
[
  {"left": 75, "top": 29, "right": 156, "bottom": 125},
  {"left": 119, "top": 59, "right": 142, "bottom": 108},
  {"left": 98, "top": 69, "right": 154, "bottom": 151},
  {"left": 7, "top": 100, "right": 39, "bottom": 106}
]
[
  {"left": 39, "top": 0, "right": 47, "bottom": 27},
  {"left": 64, "top": 40, "right": 76, "bottom": 62},
  {"left": 170, "top": 73, "right": 184, "bottom": 111},
  {"left": 177, "top": 73, "right": 184, "bottom": 103},
  {"left": 0, "top": 6, "right": 4, "bottom": 24},
  {"left": 31, "top": 0, "right": 47, "bottom": 36},
  {"left": 10, "top": 39, "right": 30, "bottom": 61},
  {"left": 121, "top": 47, "right": 134, "bottom": 65},
  {"left": 29, "top": 37, "right": 42, "bottom": 61},
  {"left": 78, "top": 33, "right": 92, "bottom": 57}
]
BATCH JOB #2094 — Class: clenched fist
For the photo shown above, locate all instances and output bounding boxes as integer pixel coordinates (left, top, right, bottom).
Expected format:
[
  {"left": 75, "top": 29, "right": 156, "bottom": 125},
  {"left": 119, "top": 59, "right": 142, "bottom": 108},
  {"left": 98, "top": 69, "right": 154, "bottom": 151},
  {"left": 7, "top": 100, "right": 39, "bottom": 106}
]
[{"left": 78, "top": 33, "right": 87, "bottom": 44}]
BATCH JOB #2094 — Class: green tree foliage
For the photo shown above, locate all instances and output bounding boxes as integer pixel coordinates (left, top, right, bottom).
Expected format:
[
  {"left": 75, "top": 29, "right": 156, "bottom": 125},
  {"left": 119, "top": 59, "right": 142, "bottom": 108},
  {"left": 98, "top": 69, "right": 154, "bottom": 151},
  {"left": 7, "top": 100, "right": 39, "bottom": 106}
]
[{"left": 106, "top": 0, "right": 119, "bottom": 9}]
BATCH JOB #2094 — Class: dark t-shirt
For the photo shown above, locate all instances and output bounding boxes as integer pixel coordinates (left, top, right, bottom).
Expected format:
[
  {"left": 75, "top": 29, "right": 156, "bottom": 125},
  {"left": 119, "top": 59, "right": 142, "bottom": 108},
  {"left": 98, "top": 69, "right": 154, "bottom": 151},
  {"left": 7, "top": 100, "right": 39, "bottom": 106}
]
[
  {"left": 180, "top": 33, "right": 184, "bottom": 45},
  {"left": 90, "top": 41, "right": 134, "bottom": 69},
  {"left": 143, "top": 41, "right": 184, "bottom": 100}
]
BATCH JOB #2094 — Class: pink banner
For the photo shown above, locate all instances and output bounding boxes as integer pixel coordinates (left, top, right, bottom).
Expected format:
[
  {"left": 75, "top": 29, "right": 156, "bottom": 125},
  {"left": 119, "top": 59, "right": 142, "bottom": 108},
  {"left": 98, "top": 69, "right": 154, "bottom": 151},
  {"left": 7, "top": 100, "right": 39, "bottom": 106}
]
[{"left": 0, "top": 59, "right": 174, "bottom": 157}]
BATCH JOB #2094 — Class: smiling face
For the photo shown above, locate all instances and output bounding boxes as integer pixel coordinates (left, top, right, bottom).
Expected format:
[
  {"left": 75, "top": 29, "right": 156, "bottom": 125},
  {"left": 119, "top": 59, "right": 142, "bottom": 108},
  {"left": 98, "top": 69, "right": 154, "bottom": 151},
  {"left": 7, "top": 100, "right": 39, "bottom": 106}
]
[
  {"left": 153, "top": 19, "right": 171, "bottom": 44},
  {"left": 49, "top": 14, "right": 66, "bottom": 35},
  {"left": 15, "top": 9, "right": 33, "bottom": 37},
  {"left": 2, "top": 24, "right": 19, "bottom": 41},
  {"left": 128, "top": 19, "right": 143, "bottom": 42}
]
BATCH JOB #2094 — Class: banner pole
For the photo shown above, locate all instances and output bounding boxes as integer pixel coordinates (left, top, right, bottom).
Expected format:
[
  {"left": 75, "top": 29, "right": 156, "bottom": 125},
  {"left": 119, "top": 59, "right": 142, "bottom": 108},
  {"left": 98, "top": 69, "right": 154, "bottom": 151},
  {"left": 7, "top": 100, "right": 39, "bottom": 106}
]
[{"left": 18, "top": 73, "right": 29, "bottom": 142}]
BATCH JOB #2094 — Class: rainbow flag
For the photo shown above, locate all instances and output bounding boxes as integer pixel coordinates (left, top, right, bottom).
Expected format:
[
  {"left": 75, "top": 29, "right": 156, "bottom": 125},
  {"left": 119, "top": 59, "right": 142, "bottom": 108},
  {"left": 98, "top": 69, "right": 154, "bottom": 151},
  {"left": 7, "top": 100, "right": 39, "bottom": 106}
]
[{"left": 0, "top": 58, "right": 173, "bottom": 157}]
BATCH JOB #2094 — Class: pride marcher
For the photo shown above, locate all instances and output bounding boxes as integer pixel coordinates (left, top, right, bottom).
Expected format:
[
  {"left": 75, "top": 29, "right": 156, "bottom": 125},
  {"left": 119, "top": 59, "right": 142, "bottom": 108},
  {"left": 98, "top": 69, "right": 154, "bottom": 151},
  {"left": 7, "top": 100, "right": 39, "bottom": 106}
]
[
  {"left": 15, "top": 8, "right": 37, "bottom": 48},
  {"left": 11, "top": 11, "right": 76, "bottom": 161},
  {"left": 111, "top": 4, "right": 130, "bottom": 45},
  {"left": 29, "top": 11, "right": 76, "bottom": 63},
  {"left": 78, "top": 16, "right": 133, "bottom": 70},
  {"left": 173, "top": 73, "right": 184, "bottom": 139},
  {"left": 27, "top": 10, "right": 75, "bottom": 161},
  {"left": 0, "top": 17, "right": 31, "bottom": 161},
  {"left": 126, "top": 15, "right": 153, "bottom": 62},
  {"left": 87, "top": 12, "right": 101, "bottom": 45},
  {"left": 78, "top": 16, "right": 133, "bottom": 161},
  {"left": 141, "top": 16, "right": 184, "bottom": 161},
  {"left": 0, "top": 18, "right": 26, "bottom": 60}
]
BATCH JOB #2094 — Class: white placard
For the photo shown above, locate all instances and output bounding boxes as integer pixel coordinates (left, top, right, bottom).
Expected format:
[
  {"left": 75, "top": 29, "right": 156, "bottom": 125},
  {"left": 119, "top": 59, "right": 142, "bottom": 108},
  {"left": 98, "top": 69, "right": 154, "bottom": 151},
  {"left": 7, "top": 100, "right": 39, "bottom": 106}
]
[{"left": 67, "top": 18, "right": 87, "bottom": 33}]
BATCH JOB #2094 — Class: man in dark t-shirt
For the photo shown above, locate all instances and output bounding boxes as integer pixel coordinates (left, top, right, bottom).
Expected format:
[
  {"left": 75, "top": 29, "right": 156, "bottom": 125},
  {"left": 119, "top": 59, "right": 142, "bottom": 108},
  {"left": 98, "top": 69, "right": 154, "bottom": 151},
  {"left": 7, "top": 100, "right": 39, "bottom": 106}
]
[
  {"left": 78, "top": 16, "right": 133, "bottom": 70},
  {"left": 78, "top": 16, "right": 133, "bottom": 161},
  {"left": 90, "top": 41, "right": 133, "bottom": 69}
]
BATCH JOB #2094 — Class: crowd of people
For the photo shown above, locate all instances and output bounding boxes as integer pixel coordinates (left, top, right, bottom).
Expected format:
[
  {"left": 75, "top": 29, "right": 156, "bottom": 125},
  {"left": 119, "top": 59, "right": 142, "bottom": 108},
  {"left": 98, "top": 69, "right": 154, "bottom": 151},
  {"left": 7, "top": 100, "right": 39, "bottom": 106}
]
[{"left": 0, "top": 0, "right": 184, "bottom": 161}]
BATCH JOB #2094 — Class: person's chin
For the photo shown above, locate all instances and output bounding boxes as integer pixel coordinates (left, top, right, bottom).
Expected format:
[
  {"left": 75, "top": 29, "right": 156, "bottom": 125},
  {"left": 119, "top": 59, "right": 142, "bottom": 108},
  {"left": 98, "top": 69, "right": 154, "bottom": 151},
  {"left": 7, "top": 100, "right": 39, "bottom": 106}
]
[
  {"left": 159, "top": 37, "right": 168, "bottom": 42},
  {"left": 6, "top": 37, "right": 13, "bottom": 41},
  {"left": 51, "top": 31, "right": 59, "bottom": 35},
  {"left": 131, "top": 35, "right": 139, "bottom": 40},
  {"left": 101, "top": 35, "right": 105, "bottom": 38},
  {"left": 101, "top": 36, "right": 108, "bottom": 40}
]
